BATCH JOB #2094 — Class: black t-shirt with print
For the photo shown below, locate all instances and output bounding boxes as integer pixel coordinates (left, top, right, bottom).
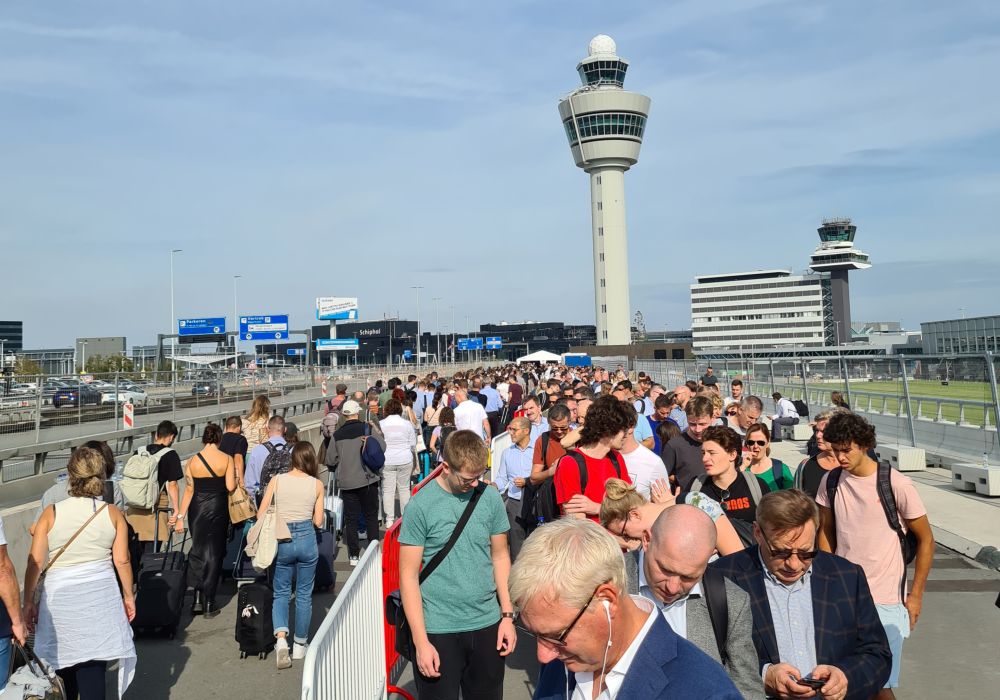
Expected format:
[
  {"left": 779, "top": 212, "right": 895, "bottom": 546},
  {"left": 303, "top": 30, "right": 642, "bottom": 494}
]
[{"left": 695, "top": 473, "right": 771, "bottom": 524}]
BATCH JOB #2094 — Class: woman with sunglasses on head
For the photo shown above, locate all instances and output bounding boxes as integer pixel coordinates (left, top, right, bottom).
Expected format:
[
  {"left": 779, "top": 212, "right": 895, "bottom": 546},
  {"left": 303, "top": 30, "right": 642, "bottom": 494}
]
[
  {"left": 740, "top": 423, "right": 794, "bottom": 491},
  {"left": 794, "top": 409, "right": 846, "bottom": 500}
]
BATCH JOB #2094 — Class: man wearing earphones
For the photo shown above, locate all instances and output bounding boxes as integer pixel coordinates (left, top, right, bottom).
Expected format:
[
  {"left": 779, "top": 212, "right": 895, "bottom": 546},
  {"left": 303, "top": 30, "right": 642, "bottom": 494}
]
[{"left": 511, "top": 518, "right": 741, "bottom": 700}]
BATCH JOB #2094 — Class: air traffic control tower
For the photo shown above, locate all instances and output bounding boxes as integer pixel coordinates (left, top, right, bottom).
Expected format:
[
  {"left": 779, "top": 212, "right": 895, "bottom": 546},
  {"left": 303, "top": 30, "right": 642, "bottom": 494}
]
[
  {"left": 559, "top": 35, "right": 651, "bottom": 346},
  {"left": 809, "top": 218, "right": 872, "bottom": 344}
]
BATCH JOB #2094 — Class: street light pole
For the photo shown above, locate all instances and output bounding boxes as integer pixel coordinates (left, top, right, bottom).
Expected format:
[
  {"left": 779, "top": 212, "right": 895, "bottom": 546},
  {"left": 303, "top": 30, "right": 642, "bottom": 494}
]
[
  {"left": 233, "top": 274, "right": 241, "bottom": 370},
  {"left": 81, "top": 340, "right": 88, "bottom": 373},
  {"left": 450, "top": 306, "right": 456, "bottom": 364},
  {"left": 169, "top": 249, "right": 182, "bottom": 375},
  {"left": 412, "top": 286, "right": 423, "bottom": 371},
  {"left": 433, "top": 297, "right": 442, "bottom": 365}
]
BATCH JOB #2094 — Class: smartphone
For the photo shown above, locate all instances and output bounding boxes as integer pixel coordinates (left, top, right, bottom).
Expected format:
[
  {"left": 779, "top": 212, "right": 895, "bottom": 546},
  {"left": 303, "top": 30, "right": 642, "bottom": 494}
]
[{"left": 795, "top": 676, "right": 826, "bottom": 690}]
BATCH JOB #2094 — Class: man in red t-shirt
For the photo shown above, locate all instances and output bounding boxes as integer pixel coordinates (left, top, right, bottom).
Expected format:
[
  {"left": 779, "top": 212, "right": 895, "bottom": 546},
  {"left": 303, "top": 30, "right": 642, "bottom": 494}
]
[{"left": 554, "top": 396, "right": 633, "bottom": 522}]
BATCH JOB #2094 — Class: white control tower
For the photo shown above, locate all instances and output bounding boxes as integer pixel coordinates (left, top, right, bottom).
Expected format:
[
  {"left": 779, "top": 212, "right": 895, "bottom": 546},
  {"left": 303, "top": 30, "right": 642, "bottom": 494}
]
[{"left": 559, "top": 35, "right": 651, "bottom": 345}]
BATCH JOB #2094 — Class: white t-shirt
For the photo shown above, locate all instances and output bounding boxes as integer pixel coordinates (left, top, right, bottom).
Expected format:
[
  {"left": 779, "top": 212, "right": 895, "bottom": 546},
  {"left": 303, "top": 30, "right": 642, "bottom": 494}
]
[
  {"left": 621, "top": 444, "right": 669, "bottom": 499},
  {"left": 454, "top": 399, "right": 488, "bottom": 438}
]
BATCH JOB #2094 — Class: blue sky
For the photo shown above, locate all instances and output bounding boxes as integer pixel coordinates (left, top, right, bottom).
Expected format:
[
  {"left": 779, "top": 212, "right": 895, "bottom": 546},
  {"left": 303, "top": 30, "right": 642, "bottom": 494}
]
[{"left": 2, "top": 0, "right": 999, "bottom": 349}]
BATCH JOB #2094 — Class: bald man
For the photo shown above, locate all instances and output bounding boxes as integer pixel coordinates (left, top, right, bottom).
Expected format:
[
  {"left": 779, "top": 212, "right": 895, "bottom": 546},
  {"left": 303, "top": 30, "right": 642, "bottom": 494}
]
[{"left": 641, "top": 506, "right": 765, "bottom": 699}]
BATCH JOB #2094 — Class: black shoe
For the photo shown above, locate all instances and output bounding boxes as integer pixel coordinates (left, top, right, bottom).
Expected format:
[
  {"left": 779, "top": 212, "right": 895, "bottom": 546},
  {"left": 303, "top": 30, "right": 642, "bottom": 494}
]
[
  {"left": 191, "top": 591, "right": 204, "bottom": 616},
  {"left": 203, "top": 602, "right": 220, "bottom": 619}
]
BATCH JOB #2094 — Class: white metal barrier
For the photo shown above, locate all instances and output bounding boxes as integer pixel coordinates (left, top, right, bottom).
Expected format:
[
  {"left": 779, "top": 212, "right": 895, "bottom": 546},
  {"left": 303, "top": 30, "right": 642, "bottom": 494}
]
[
  {"left": 490, "top": 431, "right": 512, "bottom": 480},
  {"left": 301, "top": 542, "right": 386, "bottom": 700}
]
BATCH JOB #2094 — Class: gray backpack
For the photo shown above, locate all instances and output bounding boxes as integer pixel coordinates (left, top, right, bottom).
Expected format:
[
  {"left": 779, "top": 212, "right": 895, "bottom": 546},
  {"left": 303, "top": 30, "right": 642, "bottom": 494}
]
[{"left": 121, "top": 446, "right": 170, "bottom": 509}]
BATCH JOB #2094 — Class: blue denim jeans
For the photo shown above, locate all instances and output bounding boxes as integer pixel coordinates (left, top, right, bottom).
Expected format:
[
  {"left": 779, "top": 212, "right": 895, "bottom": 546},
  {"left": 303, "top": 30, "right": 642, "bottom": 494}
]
[
  {"left": 0, "top": 636, "right": 10, "bottom": 690},
  {"left": 272, "top": 521, "right": 319, "bottom": 643}
]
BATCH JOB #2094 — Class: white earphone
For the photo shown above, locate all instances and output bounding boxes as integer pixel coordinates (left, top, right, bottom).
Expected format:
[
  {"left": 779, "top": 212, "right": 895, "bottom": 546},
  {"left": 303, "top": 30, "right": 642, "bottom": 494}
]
[{"left": 601, "top": 599, "right": 611, "bottom": 619}]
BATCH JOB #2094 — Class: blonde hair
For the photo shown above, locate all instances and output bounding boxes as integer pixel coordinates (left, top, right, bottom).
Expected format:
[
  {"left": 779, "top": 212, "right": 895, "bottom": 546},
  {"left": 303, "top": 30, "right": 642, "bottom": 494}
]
[
  {"left": 67, "top": 447, "right": 107, "bottom": 498},
  {"left": 247, "top": 395, "right": 271, "bottom": 422},
  {"left": 509, "top": 519, "right": 627, "bottom": 610},
  {"left": 598, "top": 478, "right": 646, "bottom": 529}
]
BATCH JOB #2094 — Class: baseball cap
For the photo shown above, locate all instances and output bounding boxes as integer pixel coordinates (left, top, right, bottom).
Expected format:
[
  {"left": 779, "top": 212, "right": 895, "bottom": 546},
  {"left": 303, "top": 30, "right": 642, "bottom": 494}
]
[{"left": 341, "top": 400, "right": 362, "bottom": 416}]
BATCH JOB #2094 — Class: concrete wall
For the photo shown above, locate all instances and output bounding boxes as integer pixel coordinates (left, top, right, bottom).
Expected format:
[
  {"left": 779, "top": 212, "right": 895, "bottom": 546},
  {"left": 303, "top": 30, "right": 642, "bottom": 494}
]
[{"left": 0, "top": 415, "right": 325, "bottom": 581}]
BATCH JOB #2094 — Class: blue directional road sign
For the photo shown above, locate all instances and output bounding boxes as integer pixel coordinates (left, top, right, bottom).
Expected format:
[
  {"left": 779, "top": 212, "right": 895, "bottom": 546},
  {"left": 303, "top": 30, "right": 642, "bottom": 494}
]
[
  {"left": 316, "top": 338, "right": 360, "bottom": 351},
  {"left": 286, "top": 348, "right": 306, "bottom": 356},
  {"left": 178, "top": 317, "right": 226, "bottom": 336},
  {"left": 402, "top": 350, "right": 413, "bottom": 360},
  {"left": 240, "top": 314, "right": 289, "bottom": 341},
  {"left": 485, "top": 336, "right": 502, "bottom": 350},
  {"left": 457, "top": 338, "right": 470, "bottom": 351}
]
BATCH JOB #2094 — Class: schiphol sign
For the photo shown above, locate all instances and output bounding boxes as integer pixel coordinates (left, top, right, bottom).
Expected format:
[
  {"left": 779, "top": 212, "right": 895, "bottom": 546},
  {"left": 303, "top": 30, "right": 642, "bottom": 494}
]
[
  {"left": 316, "top": 338, "right": 360, "bottom": 351},
  {"left": 240, "top": 315, "right": 289, "bottom": 341},
  {"left": 317, "top": 297, "right": 359, "bottom": 321},
  {"left": 178, "top": 317, "right": 226, "bottom": 336}
]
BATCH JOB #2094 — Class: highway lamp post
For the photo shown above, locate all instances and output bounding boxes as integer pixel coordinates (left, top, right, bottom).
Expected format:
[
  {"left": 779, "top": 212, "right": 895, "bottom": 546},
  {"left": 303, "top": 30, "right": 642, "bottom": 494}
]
[
  {"left": 169, "top": 249, "right": 182, "bottom": 380},
  {"left": 412, "top": 286, "right": 423, "bottom": 370},
  {"left": 233, "top": 274, "right": 241, "bottom": 378},
  {"left": 450, "top": 306, "right": 456, "bottom": 364},
  {"left": 433, "top": 297, "right": 442, "bottom": 365}
]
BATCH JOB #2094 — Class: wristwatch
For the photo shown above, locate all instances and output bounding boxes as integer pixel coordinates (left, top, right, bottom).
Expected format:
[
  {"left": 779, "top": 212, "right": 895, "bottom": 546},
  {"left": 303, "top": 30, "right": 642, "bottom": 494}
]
[{"left": 501, "top": 612, "right": 515, "bottom": 619}]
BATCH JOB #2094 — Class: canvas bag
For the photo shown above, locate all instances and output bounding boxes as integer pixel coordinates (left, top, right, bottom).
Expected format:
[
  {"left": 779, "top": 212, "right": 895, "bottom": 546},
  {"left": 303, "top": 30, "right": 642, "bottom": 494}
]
[
  {"left": 0, "top": 642, "right": 66, "bottom": 700},
  {"left": 244, "top": 481, "right": 291, "bottom": 570}
]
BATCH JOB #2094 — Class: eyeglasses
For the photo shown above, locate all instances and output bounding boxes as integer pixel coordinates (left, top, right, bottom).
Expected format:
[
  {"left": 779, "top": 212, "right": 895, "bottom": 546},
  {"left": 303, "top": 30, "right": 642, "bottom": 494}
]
[
  {"left": 760, "top": 532, "right": 818, "bottom": 562},
  {"left": 746, "top": 439, "right": 767, "bottom": 447},
  {"left": 513, "top": 583, "right": 603, "bottom": 647},
  {"left": 454, "top": 469, "right": 487, "bottom": 486},
  {"left": 549, "top": 425, "right": 569, "bottom": 434}
]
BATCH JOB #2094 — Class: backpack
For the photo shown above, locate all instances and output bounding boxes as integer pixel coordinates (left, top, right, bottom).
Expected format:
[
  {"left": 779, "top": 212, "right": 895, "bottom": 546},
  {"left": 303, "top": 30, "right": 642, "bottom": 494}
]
[
  {"left": 522, "top": 441, "right": 622, "bottom": 531},
  {"left": 258, "top": 442, "right": 293, "bottom": 497},
  {"left": 768, "top": 461, "right": 787, "bottom": 490},
  {"left": 825, "top": 461, "right": 918, "bottom": 599},
  {"left": 321, "top": 410, "right": 340, "bottom": 439},
  {"left": 702, "top": 567, "right": 729, "bottom": 665},
  {"left": 436, "top": 425, "right": 456, "bottom": 464},
  {"left": 690, "top": 472, "right": 764, "bottom": 548},
  {"left": 361, "top": 423, "right": 386, "bottom": 473},
  {"left": 121, "top": 446, "right": 171, "bottom": 509},
  {"left": 792, "top": 399, "right": 809, "bottom": 417}
]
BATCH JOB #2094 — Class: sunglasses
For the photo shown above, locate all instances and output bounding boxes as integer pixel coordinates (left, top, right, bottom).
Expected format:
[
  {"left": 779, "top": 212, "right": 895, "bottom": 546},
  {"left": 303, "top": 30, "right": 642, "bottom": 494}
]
[
  {"left": 746, "top": 440, "right": 767, "bottom": 447},
  {"left": 761, "top": 532, "right": 818, "bottom": 562}
]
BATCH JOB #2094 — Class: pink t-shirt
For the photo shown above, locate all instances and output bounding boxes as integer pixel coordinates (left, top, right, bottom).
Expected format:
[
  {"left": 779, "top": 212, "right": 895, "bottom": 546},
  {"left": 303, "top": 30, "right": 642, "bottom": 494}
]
[{"left": 817, "top": 468, "right": 926, "bottom": 605}]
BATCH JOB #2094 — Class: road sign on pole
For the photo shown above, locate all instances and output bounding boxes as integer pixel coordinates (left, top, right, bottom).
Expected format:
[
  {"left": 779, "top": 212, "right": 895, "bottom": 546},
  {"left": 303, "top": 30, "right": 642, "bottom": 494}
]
[
  {"left": 122, "top": 402, "right": 134, "bottom": 430},
  {"left": 240, "top": 315, "right": 289, "bottom": 341},
  {"left": 316, "top": 338, "right": 360, "bottom": 351},
  {"left": 178, "top": 317, "right": 226, "bottom": 336}
]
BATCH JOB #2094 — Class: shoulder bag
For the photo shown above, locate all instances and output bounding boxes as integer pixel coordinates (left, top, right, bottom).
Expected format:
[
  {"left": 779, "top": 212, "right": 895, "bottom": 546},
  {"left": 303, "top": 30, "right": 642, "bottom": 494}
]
[
  {"left": 244, "top": 478, "right": 292, "bottom": 571},
  {"left": 0, "top": 641, "right": 66, "bottom": 699},
  {"left": 385, "top": 483, "right": 486, "bottom": 661},
  {"left": 33, "top": 501, "right": 109, "bottom": 606}
]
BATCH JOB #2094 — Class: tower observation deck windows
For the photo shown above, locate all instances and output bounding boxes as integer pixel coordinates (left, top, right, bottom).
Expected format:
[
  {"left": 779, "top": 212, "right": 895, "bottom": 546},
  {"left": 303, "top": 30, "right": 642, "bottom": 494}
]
[
  {"left": 578, "top": 60, "right": 628, "bottom": 87},
  {"left": 564, "top": 113, "right": 647, "bottom": 146}
]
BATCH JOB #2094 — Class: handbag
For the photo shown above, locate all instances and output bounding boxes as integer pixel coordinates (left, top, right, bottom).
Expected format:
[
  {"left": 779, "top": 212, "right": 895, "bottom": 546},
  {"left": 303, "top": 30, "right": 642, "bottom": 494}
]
[
  {"left": 385, "top": 483, "right": 486, "bottom": 661},
  {"left": 228, "top": 483, "right": 257, "bottom": 524},
  {"left": 0, "top": 642, "right": 66, "bottom": 700},
  {"left": 244, "top": 480, "right": 291, "bottom": 571},
  {"left": 33, "top": 501, "right": 109, "bottom": 606}
]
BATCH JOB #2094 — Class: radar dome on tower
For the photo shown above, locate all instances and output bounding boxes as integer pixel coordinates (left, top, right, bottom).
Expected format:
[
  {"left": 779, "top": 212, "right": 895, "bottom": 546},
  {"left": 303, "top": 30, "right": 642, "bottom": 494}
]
[{"left": 588, "top": 34, "right": 618, "bottom": 57}]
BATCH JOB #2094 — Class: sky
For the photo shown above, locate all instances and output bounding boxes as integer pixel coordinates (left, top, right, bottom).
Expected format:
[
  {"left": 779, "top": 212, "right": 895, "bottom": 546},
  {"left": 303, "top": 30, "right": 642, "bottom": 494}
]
[{"left": 2, "top": 0, "right": 999, "bottom": 349}]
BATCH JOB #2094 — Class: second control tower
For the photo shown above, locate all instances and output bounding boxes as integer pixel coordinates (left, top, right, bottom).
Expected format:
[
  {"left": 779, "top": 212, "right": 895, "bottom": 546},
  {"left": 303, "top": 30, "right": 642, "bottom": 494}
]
[
  {"left": 559, "top": 35, "right": 651, "bottom": 346},
  {"left": 809, "top": 218, "right": 872, "bottom": 345}
]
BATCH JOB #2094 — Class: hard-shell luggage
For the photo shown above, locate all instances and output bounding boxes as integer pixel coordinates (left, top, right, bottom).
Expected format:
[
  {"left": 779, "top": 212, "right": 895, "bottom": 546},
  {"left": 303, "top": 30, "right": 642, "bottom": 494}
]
[
  {"left": 314, "top": 529, "right": 336, "bottom": 591},
  {"left": 236, "top": 582, "right": 274, "bottom": 659},
  {"left": 324, "top": 474, "right": 343, "bottom": 535},
  {"left": 134, "top": 512, "right": 186, "bottom": 638}
]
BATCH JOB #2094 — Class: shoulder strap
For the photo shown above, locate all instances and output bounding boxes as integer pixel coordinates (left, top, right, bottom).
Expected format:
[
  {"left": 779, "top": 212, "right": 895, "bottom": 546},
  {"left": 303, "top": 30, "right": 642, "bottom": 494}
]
[
  {"left": 540, "top": 432, "right": 550, "bottom": 463},
  {"left": 875, "top": 461, "right": 910, "bottom": 600},
  {"left": 743, "top": 471, "right": 763, "bottom": 505},
  {"left": 793, "top": 460, "right": 806, "bottom": 490},
  {"left": 196, "top": 452, "right": 221, "bottom": 478},
  {"left": 825, "top": 467, "right": 844, "bottom": 514},
  {"left": 771, "top": 460, "right": 785, "bottom": 490},
  {"left": 263, "top": 442, "right": 276, "bottom": 455},
  {"left": 40, "top": 502, "right": 110, "bottom": 578},
  {"left": 568, "top": 450, "right": 589, "bottom": 493},
  {"left": 607, "top": 451, "right": 623, "bottom": 479},
  {"left": 702, "top": 568, "right": 729, "bottom": 665},
  {"left": 419, "top": 484, "right": 486, "bottom": 584},
  {"left": 690, "top": 477, "right": 703, "bottom": 493}
]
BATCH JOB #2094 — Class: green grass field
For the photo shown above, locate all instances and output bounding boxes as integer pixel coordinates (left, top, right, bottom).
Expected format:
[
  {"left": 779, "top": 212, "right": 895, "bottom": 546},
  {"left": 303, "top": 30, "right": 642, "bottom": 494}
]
[{"left": 778, "top": 379, "right": 998, "bottom": 427}]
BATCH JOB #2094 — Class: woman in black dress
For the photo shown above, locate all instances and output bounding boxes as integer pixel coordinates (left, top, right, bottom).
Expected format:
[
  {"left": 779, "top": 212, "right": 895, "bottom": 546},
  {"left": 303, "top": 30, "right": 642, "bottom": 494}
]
[{"left": 177, "top": 423, "right": 236, "bottom": 617}]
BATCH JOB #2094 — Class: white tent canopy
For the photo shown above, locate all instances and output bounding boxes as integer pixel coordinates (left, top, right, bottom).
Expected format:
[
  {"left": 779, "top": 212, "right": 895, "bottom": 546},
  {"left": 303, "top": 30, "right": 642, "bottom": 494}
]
[{"left": 516, "top": 350, "right": 562, "bottom": 364}]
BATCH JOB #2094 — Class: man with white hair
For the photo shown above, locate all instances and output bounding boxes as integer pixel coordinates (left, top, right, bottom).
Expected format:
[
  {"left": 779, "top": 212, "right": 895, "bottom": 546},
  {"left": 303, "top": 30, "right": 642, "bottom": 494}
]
[
  {"left": 510, "top": 518, "right": 741, "bottom": 700},
  {"left": 642, "top": 506, "right": 764, "bottom": 699}
]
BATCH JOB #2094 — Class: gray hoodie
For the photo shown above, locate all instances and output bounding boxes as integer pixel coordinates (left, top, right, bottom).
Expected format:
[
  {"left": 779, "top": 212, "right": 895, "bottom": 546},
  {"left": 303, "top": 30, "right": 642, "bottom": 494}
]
[{"left": 325, "top": 417, "right": 385, "bottom": 490}]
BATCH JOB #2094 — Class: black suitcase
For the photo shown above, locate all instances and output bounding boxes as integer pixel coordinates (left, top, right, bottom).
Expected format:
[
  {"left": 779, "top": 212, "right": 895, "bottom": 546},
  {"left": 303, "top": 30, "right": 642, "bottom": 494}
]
[
  {"left": 134, "top": 515, "right": 187, "bottom": 637},
  {"left": 236, "top": 582, "right": 274, "bottom": 659},
  {"left": 314, "top": 529, "right": 336, "bottom": 591}
]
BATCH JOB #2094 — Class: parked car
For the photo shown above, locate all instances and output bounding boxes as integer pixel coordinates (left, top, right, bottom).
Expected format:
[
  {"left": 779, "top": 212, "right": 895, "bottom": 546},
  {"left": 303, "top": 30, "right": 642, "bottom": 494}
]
[
  {"left": 100, "top": 385, "right": 149, "bottom": 406},
  {"left": 52, "top": 385, "right": 102, "bottom": 408},
  {"left": 191, "top": 380, "right": 225, "bottom": 398}
]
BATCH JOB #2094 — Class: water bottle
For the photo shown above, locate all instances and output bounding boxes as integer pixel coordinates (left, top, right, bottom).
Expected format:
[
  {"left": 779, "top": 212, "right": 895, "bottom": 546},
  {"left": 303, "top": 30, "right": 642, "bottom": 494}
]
[{"left": 536, "top": 516, "right": 545, "bottom": 528}]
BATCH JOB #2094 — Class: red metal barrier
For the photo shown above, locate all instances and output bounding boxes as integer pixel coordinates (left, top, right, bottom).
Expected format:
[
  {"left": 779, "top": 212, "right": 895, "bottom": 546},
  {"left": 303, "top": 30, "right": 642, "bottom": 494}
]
[{"left": 383, "top": 465, "right": 443, "bottom": 699}]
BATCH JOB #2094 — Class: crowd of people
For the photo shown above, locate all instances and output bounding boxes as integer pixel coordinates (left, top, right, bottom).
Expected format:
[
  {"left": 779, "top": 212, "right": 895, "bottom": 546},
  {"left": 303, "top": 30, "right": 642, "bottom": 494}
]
[{"left": 0, "top": 361, "right": 939, "bottom": 700}]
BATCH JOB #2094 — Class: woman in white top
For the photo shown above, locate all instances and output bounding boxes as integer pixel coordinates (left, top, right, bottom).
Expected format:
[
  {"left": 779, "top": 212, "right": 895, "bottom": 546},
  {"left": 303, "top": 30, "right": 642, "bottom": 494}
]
[
  {"left": 255, "top": 443, "right": 324, "bottom": 670},
  {"left": 23, "top": 446, "right": 136, "bottom": 700},
  {"left": 379, "top": 398, "right": 417, "bottom": 527}
]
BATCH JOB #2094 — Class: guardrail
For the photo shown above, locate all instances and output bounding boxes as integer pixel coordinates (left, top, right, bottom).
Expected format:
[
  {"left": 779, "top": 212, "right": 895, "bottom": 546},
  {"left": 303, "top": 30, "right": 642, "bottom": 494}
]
[{"left": 301, "top": 541, "right": 386, "bottom": 700}]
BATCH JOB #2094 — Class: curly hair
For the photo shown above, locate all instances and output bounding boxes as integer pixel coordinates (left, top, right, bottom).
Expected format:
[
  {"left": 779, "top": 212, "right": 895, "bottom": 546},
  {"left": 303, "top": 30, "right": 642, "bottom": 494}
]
[
  {"left": 700, "top": 425, "right": 743, "bottom": 458},
  {"left": 823, "top": 411, "right": 877, "bottom": 450},
  {"left": 579, "top": 396, "right": 634, "bottom": 445}
]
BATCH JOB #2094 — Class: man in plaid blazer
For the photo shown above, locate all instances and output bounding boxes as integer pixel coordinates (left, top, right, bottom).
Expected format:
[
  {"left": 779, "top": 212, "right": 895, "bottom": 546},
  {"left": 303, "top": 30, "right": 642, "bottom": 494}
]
[{"left": 710, "top": 490, "right": 890, "bottom": 700}]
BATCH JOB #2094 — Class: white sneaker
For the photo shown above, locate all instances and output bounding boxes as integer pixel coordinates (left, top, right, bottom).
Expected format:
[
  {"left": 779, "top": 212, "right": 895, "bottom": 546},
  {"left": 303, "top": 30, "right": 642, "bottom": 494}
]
[
  {"left": 292, "top": 642, "right": 308, "bottom": 660},
  {"left": 349, "top": 555, "right": 359, "bottom": 567},
  {"left": 275, "top": 638, "right": 291, "bottom": 669}
]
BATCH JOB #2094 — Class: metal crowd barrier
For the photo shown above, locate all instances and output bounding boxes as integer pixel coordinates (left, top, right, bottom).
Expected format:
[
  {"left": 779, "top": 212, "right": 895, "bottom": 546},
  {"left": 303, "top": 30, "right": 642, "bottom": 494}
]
[{"left": 301, "top": 541, "right": 387, "bottom": 700}]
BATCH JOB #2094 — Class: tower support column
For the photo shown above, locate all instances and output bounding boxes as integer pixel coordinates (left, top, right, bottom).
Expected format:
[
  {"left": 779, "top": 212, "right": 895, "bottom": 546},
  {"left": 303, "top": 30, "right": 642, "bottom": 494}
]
[{"left": 589, "top": 168, "right": 631, "bottom": 345}]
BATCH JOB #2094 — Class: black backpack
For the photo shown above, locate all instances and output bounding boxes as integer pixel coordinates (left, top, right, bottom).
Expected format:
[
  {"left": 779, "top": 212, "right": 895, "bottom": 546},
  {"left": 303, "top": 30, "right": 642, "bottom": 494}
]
[
  {"left": 258, "top": 442, "right": 293, "bottom": 501},
  {"left": 521, "top": 441, "right": 622, "bottom": 531},
  {"left": 792, "top": 399, "right": 809, "bottom": 417},
  {"left": 825, "top": 461, "right": 918, "bottom": 600},
  {"left": 436, "top": 425, "right": 456, "bottom": 463},
  {"left": 702, "top": 567, "right": 730, "bottom": 665}
]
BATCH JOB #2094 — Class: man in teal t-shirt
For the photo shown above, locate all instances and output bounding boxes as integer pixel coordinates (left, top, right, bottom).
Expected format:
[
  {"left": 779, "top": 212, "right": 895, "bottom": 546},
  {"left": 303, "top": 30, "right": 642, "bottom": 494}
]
[{"left": 399, "top": 429, "right": 516, "bottom": 699}]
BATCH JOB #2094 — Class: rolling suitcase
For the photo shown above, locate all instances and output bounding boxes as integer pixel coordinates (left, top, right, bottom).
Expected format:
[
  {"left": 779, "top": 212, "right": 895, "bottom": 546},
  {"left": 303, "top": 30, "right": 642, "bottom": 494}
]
[
  {"left": 314, "top": 528, "right": 336, "bottom": 591},
  {"left": 134, "top": 511, "right": 187, "bottom": 638},
  {"left": 323, "top": 472, "right": 343, "bottom": 535},
  {"left": 236, "top": 582, "right": 274, "bottom": 659}
]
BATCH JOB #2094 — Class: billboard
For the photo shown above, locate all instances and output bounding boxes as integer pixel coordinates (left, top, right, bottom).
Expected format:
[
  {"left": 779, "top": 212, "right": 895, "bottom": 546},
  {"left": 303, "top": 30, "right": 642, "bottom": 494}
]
[
  {"left": 485, "top": 336, "right": 502, "bottom": 350},
  {"left": 316, "top": 338, "right": 360, "bottom": 351},
  {"left": 177, "top": 317, "right": 225, "bottom": 336},
  {"left": 240, "top": 314, "right": 289, "bottom": 341},
  {"left": 317, "top": 297, "right": 359, "bottom": 321}
]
